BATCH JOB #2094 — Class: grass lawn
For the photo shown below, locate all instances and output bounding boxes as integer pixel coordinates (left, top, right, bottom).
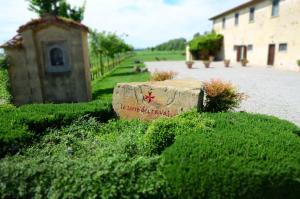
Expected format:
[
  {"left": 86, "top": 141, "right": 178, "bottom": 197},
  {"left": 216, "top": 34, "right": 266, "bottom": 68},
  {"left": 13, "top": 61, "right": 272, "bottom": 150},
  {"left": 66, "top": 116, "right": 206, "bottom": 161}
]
[
  {"left": 135, "top": 50, "right": 185, "bottom": 62},
  {"left": 92, "top": 56, "right": 150, "bottom": 102}
]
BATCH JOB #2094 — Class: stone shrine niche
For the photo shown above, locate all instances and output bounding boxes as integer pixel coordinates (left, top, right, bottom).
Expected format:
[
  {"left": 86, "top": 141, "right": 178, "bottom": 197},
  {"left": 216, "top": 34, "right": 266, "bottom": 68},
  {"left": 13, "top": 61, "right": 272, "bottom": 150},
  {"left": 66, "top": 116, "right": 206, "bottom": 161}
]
[
  {"left": 44, "top": 41, "right": 71, "bottom": 73},
  {"left": 0, "top": 15, "right": 92, "bottom": 106}
]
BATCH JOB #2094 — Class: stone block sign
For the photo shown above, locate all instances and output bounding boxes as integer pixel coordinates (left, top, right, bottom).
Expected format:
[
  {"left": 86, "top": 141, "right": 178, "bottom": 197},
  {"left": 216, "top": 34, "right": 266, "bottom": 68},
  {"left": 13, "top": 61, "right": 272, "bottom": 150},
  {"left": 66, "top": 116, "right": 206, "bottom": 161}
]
[{"left": 113, "top": 80, "right": 204, "bottom": 121}]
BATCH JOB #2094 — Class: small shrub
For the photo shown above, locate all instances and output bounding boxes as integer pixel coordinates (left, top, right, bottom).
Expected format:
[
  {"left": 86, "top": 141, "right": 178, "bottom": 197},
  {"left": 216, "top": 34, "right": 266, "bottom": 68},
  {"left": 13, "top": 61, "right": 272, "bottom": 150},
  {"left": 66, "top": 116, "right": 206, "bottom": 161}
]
[
  {"left": 133, "top": 65, "right": 141, "bottom": 73},
  {"left": 297, "top": 60, "right": 300, "bottom": 67},
  {"left": 0, "top": 56, "right": 9, "bottom": 69},
  {"left": 150, "top": 70, "right": 177, "bottom": 81},
  {"left": 203, "top": 79, "right": 246, "bottom": 112},
  {"left": 142, "top": 111, "right": 214, "bottom": 155}
]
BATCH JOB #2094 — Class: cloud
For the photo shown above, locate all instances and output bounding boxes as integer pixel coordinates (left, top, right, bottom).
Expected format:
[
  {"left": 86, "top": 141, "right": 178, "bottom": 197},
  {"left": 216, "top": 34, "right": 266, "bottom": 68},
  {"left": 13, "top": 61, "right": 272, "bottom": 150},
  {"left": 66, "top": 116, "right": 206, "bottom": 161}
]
[{"left": 0, "top": 0, "right": 247, "bottom": 48}]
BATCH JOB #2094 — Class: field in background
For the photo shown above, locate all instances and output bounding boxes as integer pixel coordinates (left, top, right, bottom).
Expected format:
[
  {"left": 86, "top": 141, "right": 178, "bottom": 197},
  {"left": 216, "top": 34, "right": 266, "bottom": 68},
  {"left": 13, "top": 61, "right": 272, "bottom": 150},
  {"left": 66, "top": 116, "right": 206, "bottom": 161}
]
[{"left": 135, "top": 50, "right": 185, "bottom": 62}]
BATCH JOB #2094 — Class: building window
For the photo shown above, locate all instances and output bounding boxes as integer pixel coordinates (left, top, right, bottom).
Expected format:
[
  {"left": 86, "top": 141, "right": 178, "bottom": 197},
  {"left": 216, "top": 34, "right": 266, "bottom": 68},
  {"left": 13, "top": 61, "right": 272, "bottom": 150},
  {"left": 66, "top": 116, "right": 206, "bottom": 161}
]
[
  {"left": 249, "top": 7, "right": 255, "bottom": 22},
  {"left": 50, "top": 48, "right": 65, "bottom": 67},
  {"left": 279, "top": 43, "right": 287, "bottom": 52},
  {"left": 44, "top": 41, "right": 71, "bottom": 73},
  {"left": 222, "top": 17, "right": 226, "bottom": 29},
  {"left": 272, "top": 0, "right": 280, "bottom": 17},
  {"left": 235, "top": 13, "right": 239, "bottom": 26},
  {"left": 247, "top": 44, "right": 253, "bottom": 51}
]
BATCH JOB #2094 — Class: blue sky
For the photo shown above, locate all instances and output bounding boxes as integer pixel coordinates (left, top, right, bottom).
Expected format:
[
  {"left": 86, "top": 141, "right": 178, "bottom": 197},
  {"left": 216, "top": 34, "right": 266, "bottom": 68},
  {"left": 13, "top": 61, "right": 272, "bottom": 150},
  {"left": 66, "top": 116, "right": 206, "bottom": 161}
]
[
  {"left": 163, "top": 0, "right": 182, "bottom": 5},
  {"left": 0, "top": 0, "right": 247, "bottom": 49}
]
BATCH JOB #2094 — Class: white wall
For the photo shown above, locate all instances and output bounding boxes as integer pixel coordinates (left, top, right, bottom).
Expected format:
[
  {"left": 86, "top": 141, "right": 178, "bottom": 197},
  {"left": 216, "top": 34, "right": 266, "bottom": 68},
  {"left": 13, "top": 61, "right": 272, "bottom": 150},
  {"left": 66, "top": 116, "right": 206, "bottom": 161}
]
[{"left": 213, "top": 0, "right": 300, "bottom": 71}]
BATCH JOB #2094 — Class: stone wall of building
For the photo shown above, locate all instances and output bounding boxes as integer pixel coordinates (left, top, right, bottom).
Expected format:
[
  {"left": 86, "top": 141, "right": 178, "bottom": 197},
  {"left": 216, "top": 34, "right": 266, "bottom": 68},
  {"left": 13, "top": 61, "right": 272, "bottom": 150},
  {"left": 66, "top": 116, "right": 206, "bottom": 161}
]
[
  {"left": 212, "top": 0, "right": 300, "bottom": 71},
  {"left": 3, "top": 17, "right": 91, "bottom": 105}
]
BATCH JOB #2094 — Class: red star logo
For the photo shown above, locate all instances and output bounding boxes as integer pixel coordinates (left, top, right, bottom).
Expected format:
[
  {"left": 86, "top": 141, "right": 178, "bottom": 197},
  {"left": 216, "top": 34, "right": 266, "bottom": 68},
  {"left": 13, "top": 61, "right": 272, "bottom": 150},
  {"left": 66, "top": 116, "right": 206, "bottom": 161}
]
[{"left": 144, "top": 92, "right": 155, "bottom": 103}]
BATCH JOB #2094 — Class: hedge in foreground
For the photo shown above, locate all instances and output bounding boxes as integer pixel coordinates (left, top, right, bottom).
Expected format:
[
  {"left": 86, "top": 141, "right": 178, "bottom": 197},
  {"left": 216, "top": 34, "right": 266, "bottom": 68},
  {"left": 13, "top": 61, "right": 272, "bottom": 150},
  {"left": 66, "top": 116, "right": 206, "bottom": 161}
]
[
  {"left": 0, "top": 100, "right": 113, "bottom": 158},
  {"left": 161, "top": 112, "right": 300, "bottom": 199},
  {"left": 0, "top": 118, "right": 166, "bottom": 199},
  {"left": 1, "top": 111, "right": 299, "bottom": 198}
]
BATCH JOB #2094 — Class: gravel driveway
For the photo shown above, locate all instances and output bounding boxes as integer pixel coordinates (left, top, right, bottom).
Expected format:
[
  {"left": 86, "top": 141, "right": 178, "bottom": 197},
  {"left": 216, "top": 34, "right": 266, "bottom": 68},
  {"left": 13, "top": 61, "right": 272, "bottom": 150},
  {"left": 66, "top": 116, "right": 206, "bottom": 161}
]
[{"left": 146, "top": 61, "right": 300, "bottom": 126}]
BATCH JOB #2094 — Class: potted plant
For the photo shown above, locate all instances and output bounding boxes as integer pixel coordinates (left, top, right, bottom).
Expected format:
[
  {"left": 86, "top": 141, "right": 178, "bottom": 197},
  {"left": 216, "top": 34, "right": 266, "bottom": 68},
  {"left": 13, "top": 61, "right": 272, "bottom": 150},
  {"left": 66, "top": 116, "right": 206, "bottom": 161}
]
[
  {"left": 241, "top": 59, "right": 249, "bottom": 67},
  {"left": 186, "top": 61, "right": 194, "bottom": 69},
  {"left": 209, "top": 56, "right": 215, "bottom": 62},
  {"left": 203, "top": 60, "right": 211, "bottom": 68},
  {"left": 224, "top": 59, "right": 230, "bottom": 68}
]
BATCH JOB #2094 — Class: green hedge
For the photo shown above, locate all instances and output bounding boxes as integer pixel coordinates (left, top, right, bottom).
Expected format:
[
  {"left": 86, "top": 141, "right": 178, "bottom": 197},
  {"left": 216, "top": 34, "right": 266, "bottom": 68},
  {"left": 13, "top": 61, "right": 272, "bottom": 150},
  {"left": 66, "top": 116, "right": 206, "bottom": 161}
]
[
  {"left": 0, "top": 118, "right": 165, "bottom": 199},
  {"left": 0, "top": 101, "right": 113, "bottom": 158},
  {"left": 1, "top": 111, "right": 299, "bottom": 198},
  {"left": 161, "top": 112, "right": 300, "bottom": 199},
  {"left": 0, "top": 68, "right": 11, "bottom": 103}
]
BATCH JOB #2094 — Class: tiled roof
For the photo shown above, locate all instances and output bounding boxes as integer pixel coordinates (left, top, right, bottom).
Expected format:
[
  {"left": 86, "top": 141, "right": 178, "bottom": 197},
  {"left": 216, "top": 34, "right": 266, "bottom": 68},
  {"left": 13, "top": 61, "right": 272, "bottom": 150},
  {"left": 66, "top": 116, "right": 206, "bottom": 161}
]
[
  {"left": 18, "top": 15, "right": 89, "bottom": 33},
  {"left": 0, "top": 34, "right": 23, "bottom": 49},
  {"left": 1, "top": 15, "right": 89, "bottom": 49}
]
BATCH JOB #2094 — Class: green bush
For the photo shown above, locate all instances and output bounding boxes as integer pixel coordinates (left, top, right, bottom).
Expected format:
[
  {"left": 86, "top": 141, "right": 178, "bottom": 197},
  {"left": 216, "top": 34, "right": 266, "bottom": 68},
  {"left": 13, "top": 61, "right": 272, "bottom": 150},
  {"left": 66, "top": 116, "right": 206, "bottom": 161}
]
[
  {"left": 142, "top": 111, "right": 213, "bottom": 155},
  {"left": 204, "top": 79, "right": 246, "bottom": 112},
  {"left": 297, "top": 60, "right": 300, "bottom": 66},
  {"left": 0, "top": 100, "right": 114, "bottom": 158},
  {"left": 1, "top": 111, "right": 300, "bottom": 198},
  {"left": 0, "top": 66, "right": 11, "bottom": 103},
  {"left": 189, "top": 33, "right": 223, "bottom": 59},
  {"left": 161, "top": 112, "right": 300, "bottom": 199},
  {"left": 0, "top": 118, "right": 166, "bottom": 199}
]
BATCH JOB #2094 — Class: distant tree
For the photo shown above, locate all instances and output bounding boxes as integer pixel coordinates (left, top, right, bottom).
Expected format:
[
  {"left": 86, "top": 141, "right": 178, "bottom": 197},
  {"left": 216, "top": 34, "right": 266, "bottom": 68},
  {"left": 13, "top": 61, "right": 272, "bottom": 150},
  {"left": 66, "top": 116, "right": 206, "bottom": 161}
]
[
  {"left": 153, "top": 38, "right": 187, "bottom": 51},
  {"left": 26, "top": 0, "right": 86, "bottom": 22},
  {"left": 193, "top": 32, "right": 201, "bottom": 38}
]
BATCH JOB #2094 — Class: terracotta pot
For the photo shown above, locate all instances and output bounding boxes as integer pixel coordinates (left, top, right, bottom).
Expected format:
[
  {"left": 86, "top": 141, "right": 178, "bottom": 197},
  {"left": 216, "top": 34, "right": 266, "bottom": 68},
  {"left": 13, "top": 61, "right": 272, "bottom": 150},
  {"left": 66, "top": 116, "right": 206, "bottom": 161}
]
[
  {"left": 203, "top": 61, "right": 210, "bottom": 68},
  {"left": 241, "top": 59, "right": 248, "bottom": 67},
  {"left": 186, "top": 62, "right": 194, "bottom": 69},
  {"left": 224, "top": 60, "right": 230, "bottom": 68}
]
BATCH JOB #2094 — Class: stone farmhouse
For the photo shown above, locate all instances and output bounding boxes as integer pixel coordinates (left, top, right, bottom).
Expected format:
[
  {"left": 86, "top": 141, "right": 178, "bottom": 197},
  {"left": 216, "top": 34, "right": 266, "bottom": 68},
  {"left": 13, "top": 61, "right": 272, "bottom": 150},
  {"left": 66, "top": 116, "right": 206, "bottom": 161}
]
[
  {"left": 1, "top": 15, "right": 92, "bottom": 106},
  {"left": 210, "top": 0, "right": 300, "bottom": 71}
]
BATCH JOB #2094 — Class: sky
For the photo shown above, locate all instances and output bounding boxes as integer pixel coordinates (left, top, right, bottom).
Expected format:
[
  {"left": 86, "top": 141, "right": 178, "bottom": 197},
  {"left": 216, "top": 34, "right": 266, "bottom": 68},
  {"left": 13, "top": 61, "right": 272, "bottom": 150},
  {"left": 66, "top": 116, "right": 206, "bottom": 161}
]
[{"left": 0, "top": 0, "right": 248, "bottom": 49}]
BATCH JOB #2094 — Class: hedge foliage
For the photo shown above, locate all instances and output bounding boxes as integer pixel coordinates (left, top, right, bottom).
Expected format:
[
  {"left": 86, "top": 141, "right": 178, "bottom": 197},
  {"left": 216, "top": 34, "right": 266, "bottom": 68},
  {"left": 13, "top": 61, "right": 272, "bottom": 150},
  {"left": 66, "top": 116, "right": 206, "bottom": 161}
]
[
  {"left": 142, "top": 111, "right": 213, "bottom": 155},
  {"left": 0, "top": 59, "right": 11, "bottom": 103},
  {"left": 1, "top": 111, "right": 299, "bottom": 198},
  {"left": 0, "top": 118, "right": 166, "bottom": 199},
  {"left": 189, "top": 33, "right": 223, "bottom": 59},
  {"left": 161, "top": 112, "right": 300, "bottom": 199},
  {"left": 0, "top": 100, "right": 113, "bottom": 158}
]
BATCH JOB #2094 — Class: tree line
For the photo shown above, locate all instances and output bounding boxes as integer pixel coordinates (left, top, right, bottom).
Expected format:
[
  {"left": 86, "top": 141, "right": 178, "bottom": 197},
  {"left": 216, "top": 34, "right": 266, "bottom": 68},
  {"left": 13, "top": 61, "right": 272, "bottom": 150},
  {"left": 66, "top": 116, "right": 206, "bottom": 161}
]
[
  {"left": 89, "top": 31, "right": 134, "bottom": 78},
  {"left": 152, "top": 38, "right": 187, "bottom": 51}
]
